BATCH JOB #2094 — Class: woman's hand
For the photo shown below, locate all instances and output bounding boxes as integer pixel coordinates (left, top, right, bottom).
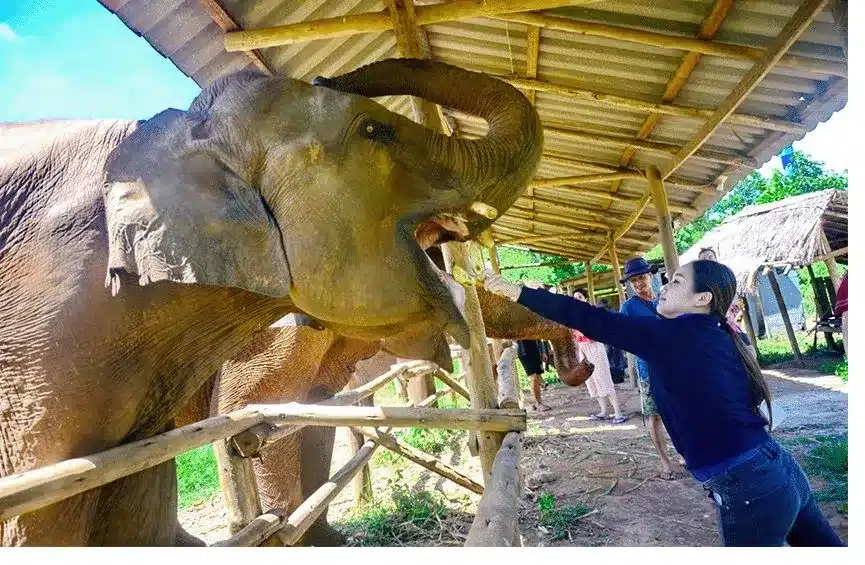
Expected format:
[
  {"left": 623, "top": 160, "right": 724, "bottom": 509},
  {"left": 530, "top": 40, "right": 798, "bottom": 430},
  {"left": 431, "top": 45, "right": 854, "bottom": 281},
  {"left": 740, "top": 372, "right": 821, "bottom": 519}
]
[{"left": 483, "top": 273, "right": 522, "bottom": 301}]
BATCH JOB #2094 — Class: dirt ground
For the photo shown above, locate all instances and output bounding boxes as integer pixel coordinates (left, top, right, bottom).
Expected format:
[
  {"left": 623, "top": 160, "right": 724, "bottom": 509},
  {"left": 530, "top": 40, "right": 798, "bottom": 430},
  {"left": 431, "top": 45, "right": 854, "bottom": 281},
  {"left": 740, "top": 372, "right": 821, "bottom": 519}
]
[{"left": 179, "top": 364, "right": 848, "bottom": 546}]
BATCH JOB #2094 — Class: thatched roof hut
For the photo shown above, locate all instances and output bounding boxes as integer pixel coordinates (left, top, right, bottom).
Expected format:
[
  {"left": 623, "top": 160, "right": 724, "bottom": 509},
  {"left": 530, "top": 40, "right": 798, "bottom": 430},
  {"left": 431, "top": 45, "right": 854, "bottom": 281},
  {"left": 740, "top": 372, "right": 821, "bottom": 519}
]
[{"left": 679, "top": 188, "right": 847, "bottom": 294}]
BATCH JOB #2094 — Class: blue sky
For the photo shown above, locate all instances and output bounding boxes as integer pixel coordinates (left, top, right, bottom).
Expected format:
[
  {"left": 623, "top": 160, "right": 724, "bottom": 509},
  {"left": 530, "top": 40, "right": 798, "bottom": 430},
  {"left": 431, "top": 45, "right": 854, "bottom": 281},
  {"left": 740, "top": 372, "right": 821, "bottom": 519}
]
[{"left": 0, "top": 1, "right": 848, "bottom": 174}]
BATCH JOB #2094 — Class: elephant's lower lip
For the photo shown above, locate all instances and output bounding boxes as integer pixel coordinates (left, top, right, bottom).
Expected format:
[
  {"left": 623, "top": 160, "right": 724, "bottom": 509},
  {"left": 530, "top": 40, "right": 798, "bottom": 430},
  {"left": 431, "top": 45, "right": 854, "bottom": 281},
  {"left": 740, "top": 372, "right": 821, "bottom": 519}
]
[{"left": 414, "top": 213, "right": 470, "bottom": 250}]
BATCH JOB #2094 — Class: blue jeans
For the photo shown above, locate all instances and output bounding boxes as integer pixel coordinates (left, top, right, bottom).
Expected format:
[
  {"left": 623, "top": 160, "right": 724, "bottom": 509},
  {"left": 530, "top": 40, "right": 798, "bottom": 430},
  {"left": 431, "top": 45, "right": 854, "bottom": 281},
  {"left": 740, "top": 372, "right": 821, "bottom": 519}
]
[{"left": 703, "top": 438, "right": 845, "bottom": 547}]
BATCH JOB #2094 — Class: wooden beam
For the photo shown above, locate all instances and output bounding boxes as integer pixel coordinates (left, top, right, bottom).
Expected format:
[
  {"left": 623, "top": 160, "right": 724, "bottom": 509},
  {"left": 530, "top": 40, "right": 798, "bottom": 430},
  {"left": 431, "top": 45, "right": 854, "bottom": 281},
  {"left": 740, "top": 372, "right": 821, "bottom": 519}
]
[
  {"left": 199, "top": 0, "right": 273, "bottom": 75},
  {"left": 250, "top": 403, "right": 527, "bottom": 433},
  {"left": 740, "top": 296, "right": 761, "bottom": 364},
  {"left": 503, "top": 75, "right": 808, "bottom": 135},
  {"left": 586, "top": 262, "right": 596, "bottom": 304},
  {"left": 465, "top": 432, "right": 523, "bottom": 547},
  {"left": 646, "top": 165, "right": 679, "bottom": 274},
  {"left": 582, "top": 0, "right": 731, "bottom": 212},
  {"left": 591, "top": 192, "right": 652, "bottom": 263},
  {"left": 766, "top": 269, "right": 804, "bottom": 367},
  {"left": 510, "top": 206, "right": 612, "bottom": 232},
  {"left": 533, "top": 171, "right": 643, "bottom": 187},
  {"left": 821, "top": 230, "right": 842, "bottom": 289},
  {"left": 0, "top": 407, "right": 267, "bottom": 522},
  {"left": 662, "top": 0, "right": 830, "bottom": 179},
  {"left": 276, "top": 441, "right": 379, "bottom": 546},
  {"left": 434, "top": 369, "right": 472, "bottom": 401},
  {"left": 500, "top": 259, "right": 581, "bottom": 270},
  {"left": 224, "top": 1, "right": 604, "bottom": 51},
  {"left": 495, "top": 344, "right": 521, "bottom": 409},
  {"left": 212, "top": 511, "right": 285, "bottom": 547},
  {"left": 493, "top": 11, "right": 846, "bottom": 77},
  {"left": 524, "top": 25, "right": 540, "bottom": 105},
  {"left": 356, "top": 427, "right": 484, "bottom": 495},
  {"left": 607, "top": 233, "right": 626, "bottom": 306},
  {"left": 442, "top": 242, "right": 508, "bottom": 481}
]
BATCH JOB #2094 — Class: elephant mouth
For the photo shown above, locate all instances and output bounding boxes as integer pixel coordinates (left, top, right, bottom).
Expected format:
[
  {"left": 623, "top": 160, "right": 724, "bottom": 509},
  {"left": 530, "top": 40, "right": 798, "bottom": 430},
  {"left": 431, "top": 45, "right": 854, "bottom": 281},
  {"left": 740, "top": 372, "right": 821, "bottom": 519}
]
[{"left": 413, "top": 213, "right": 470, "bottom": 250}]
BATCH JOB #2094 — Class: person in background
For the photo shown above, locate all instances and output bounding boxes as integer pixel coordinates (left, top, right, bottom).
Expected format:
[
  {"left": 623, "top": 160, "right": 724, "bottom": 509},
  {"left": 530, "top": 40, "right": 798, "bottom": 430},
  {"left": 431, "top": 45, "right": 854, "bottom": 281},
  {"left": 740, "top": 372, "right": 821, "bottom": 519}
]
[
  {"left": 600, "top": 299, "right": 627, "bottom": 384},
  {"left": 699, "top": 248, "right": 756, "bottom": 357},
  {"left": 835, "top": 272, "right": 848, "bottom": 356},
  {"left": 619, "top": 258, "right": 681, "bottom": 480},
  {"left": 517, "top": 337, "right": 550, "bottom": 412},
  {"left": 572, "top": 289, "right": 628, "bottom": 424},
  {"left": 484, "top": 261, "right": 844, "bottom": 546}
]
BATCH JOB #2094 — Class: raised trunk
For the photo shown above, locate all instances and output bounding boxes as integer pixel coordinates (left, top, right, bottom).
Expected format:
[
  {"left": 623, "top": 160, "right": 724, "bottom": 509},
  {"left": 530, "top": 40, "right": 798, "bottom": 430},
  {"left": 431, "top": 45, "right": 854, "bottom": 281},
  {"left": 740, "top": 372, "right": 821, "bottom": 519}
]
[{"left": 313, "top": 59, "right": 543, "bottom": 236}]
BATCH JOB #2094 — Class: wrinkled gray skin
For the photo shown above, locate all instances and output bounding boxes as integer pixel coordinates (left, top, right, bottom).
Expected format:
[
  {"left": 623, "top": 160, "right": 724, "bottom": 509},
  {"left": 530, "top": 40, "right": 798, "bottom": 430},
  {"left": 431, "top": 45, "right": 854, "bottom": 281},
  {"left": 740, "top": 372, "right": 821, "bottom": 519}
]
[{"left": 0, "top": 59, "right": 542, "bottom": 546}]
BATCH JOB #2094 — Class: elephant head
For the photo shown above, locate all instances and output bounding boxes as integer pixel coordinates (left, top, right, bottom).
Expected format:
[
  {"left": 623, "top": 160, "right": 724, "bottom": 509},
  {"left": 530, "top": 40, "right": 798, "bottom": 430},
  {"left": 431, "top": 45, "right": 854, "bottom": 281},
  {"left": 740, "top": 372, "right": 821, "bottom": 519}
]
[{"left": 102, "top": 59, "right": 542, "bottom": 365}]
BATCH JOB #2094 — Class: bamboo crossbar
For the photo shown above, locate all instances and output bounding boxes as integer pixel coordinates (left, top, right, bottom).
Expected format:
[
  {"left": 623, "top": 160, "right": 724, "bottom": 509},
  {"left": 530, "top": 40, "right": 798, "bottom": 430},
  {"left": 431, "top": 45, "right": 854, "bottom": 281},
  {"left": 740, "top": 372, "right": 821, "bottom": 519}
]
[
  {"left": 223, "top": 1, "right": 603, "bottom": 51},
  {"left": 276, "top": 441, "right": 379, "bottom": 546},
  {"left": 356, "top": 426, "right": 485, "bottom": 495},
  {"left": 417, "top": 387, "right": 454, "bottom": 408},
  {"left": 0, "top": 408, "right": 265, "bottom": 522},
  {"left": 212, "top": 510, "right": 286, "bottom": 547},
  {"left": 464, "top": 432, "right": 523, "bottom": 546},
  {"left": 230, "top": 360, "right": 437, "bottom": 457},
  {"left": 433, "top": 369, "right": 471, "bottom": 401}
]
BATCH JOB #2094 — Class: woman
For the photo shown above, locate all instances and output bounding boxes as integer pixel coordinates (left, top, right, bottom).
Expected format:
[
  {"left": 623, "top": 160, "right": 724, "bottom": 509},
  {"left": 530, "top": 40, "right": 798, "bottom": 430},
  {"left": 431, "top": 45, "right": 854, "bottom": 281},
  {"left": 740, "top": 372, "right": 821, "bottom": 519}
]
[
  {"left": 485, "top": 261, "right": 843, "bottom": 546},
  {"left": 572, "top": 289, "right": 627, "bottom": 424},
  {"left": 517, "top": 338, "right": 550, "bottom": 412}
]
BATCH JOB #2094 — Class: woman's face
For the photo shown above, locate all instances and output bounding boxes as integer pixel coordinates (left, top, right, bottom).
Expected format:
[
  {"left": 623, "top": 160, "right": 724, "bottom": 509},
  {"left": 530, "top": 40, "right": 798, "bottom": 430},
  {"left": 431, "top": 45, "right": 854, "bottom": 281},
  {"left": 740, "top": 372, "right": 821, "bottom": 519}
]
[
  {"left": 573, "top": 291, "right": 587, "bottom": 302},
  {"left": 657, "top": 263, "right": 712, "bottom": 318}
]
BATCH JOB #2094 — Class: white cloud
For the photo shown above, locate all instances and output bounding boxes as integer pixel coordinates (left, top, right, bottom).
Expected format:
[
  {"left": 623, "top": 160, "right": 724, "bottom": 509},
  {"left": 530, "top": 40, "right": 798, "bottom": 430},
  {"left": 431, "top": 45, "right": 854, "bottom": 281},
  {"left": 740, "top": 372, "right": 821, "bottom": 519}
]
[{"left": 0, "top": 23, "right": 17, "bottom": 42}]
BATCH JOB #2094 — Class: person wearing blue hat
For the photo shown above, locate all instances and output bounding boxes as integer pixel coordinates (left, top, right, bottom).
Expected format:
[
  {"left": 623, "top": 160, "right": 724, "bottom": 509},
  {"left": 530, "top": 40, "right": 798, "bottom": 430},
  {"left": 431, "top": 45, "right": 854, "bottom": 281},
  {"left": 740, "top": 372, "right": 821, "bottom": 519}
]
[{"left": 618, "top": 258, "right": 681, "bottom": 480}]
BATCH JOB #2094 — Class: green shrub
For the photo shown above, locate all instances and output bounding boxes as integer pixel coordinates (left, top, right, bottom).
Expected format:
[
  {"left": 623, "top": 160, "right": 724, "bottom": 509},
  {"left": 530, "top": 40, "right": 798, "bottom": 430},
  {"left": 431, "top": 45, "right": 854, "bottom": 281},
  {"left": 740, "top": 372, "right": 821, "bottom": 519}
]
[{"left": 176, "top": 445, "right": 220, "bottom": 508}]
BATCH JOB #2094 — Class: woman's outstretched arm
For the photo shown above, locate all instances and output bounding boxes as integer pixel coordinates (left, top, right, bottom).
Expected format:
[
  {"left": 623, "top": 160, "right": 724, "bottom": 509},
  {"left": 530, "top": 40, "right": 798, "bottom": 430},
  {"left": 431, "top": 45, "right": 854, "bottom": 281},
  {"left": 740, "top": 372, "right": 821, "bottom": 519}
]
[{"left": 484, "top": 275, "right": 668, "bottom": 363}]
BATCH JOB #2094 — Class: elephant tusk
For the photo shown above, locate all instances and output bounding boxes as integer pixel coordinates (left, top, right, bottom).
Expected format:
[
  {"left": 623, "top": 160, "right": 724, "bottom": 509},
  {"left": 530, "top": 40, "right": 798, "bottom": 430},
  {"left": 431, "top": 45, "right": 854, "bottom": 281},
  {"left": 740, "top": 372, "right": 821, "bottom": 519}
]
[{"left": 469, "top": 201, "right": 498, "bottom": 220}]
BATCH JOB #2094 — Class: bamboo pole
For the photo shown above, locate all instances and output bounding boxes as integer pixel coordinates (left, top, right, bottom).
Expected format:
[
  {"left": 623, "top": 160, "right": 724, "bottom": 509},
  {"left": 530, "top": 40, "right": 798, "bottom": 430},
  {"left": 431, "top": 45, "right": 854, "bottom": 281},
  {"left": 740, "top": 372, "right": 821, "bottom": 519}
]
[
  {"left": 532, "top": 171, "right": 643, "bottom": 187},
  {"left": 821, "top": 231, "right": 842, "bottom": 289},
  {"left": 740, "top": 297, "right": 761, "bottom": 364},
  {"left": 434, "top": 369, "right": 471, "bottom": 401},
  {"left": 199, "top": 0, "right": 273, "bottom": 74},
  {"left": 502, "top": 76, "right": 808, "bottom": 135},
  {"left": 276, "top": 441, "right": 379, "bottom": 546},
  {"left": 766, "top": 269, "right": 804, "bottom": 367},
  {"left": 646, "top": 165, "right": 679, "bottom": 275},
  {"left": 607, "top": 234, "right": 626, "bottom": 306},
  {"left": 500, "top": 259, "right": 581, "bottom": 270},
  {"left": 495, "top": 344, "right": 520, "bottom": 409},
  {"left": 493, "top": 11, "right": 845, "bottom": 77},
  {"left": 487, "top": 244, "right": 503, "bottom": 274},
  {"left": 250, "top": 404, "right": 527, "bottom": 433},
  {"left": 212, "top": 511, "right": 285, "bottom": 547},
  {"left": 214, "top": 439, "right": 264, "bottom": 535},
  {"left": 223, "top": 1, "right": 604, "bottom": 51},
  {"left": 443, "top": 242, "right": 507, "bottom": 482},
  {"left": 356, "top": 427, "right": 484, "bottom": 495},
  {"left": 345, "top": 374, "right": 374, "bottom": 509},
  {"left": 586, "top": 262, "right": 596, "bottom": 305},
  {"left": 0, "top": 408, "right": 265, "bottom": 522},
  {"left": 591, "top": 192, "right": 652, "bottom": 264},
  {"left": 230, "top": 361, "right": 434, "bottom": 457},
  {"left": 464, "top": 432, "right": 523, "bottom": 546},
  {"left": 417, "top": 387, "right": 454, "bottom": 408},
  {"left": 661, "top": 0, "right": 830, "bottom": 179}
]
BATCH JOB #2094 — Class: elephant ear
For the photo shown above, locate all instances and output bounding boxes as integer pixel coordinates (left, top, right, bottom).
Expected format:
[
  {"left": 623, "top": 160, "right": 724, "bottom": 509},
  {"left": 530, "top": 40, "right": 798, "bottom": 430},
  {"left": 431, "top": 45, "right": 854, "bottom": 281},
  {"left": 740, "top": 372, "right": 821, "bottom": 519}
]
[{"left": 102, "top": 109, "right": 291, "bottom": 297}]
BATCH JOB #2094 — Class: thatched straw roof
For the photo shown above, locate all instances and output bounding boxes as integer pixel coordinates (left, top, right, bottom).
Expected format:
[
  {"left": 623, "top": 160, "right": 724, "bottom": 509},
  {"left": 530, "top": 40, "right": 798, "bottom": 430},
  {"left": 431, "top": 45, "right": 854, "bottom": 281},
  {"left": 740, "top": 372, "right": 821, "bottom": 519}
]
[{"left": 679, "top": 188, "right": 847, "bottom": 294}]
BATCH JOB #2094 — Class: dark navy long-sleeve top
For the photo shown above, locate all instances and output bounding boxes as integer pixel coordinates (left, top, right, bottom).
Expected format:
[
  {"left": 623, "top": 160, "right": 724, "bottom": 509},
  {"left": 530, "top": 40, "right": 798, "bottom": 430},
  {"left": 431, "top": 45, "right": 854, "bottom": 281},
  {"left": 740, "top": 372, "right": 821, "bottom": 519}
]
[{"left": 518, "top": 287, "right": 770, "bottom": 470}]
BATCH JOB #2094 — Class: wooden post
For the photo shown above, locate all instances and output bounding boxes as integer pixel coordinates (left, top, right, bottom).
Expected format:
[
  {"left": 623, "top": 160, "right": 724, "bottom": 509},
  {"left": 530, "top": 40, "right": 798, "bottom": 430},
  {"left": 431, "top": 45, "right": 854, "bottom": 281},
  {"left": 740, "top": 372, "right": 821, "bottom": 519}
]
[
  {"left": 766, "top": 269, "right": 804, "bottom": 367},
  {"left": 585, "top": 262, "right": 596, "bottom": 305},
  {"left": 346, "top": 376, "right": 374, "bottom": 508},
  {"left": 740, "top": 295, "right": 761, "bottom": 364},
  {"left": 646, "top": 165, "right": 679, "bottom": 274},
  {"left": 608, "top": 235, "right": 626, "bottom": 305},
  {"left": 443, "top": 242, "right": 507, "bottom": 482},
  {"left": 214, "top": 440, "right": 264, "bottom": 534},
  {"left": 495, "top": 344, "right": 521, "bottom": 409},
  {"left": 488, "top": 244, "right": 503, "bottom": 274},
  {"left": 464, "top": 432, "right": 523, "bottom": 546},
  {"left": 821, "top": 231, "right": 842, "bottom": 290}
]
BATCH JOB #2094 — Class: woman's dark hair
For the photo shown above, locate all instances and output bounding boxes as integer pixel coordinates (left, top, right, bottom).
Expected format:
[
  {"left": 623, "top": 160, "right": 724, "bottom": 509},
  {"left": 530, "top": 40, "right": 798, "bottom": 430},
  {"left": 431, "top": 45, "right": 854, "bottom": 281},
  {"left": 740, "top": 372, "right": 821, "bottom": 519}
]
[{"left": 691, "top": 260, "right": 773, "bottom": 429}]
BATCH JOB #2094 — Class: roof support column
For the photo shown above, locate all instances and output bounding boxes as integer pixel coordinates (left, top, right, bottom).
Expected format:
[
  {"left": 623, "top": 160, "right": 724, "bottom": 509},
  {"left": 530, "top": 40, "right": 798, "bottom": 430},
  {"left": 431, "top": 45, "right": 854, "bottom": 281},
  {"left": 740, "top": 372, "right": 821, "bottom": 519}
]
[{"left": 646, "top": 165, "right": 679, "bottom": 275}]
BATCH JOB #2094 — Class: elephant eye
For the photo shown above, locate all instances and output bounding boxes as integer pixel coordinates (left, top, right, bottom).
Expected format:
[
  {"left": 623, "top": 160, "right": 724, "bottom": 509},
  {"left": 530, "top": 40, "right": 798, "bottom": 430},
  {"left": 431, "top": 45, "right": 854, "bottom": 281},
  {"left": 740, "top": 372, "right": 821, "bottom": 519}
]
[{"left": 359, "top": 119, "right": 397, "bottom": 145}]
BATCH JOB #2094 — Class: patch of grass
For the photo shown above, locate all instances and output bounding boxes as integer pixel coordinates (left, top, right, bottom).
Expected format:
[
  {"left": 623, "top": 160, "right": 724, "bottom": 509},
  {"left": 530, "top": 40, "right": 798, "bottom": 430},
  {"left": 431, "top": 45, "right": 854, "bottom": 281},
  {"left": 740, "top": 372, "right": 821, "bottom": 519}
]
[
  {"left": 821, "top": 358, "right": 848, "bottom": 383},
  {"left": 537, "top": 492, "right": 591, "bottom": 541},
  {"left": 176, "top": 444, "right": 220, "bottom": 508},
  {"left": 757, "top": 333, "right": 830, "bottom": 365},
  {"left": 337, "top": 483, "right": 466, "bottom": 546},
  {"left": 804, "top": 435, "right": 847, "bottom": 510}
]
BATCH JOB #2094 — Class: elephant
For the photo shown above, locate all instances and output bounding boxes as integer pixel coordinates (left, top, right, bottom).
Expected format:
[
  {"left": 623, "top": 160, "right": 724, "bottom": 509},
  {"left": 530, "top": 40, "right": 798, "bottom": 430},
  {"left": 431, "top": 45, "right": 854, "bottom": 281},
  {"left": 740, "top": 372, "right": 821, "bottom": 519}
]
[
  {"left": 0, "top": 59, "right": 543, "bottom": 546},
  {"left": 175, "top": 284, "right": 591, "bottom": 546}
]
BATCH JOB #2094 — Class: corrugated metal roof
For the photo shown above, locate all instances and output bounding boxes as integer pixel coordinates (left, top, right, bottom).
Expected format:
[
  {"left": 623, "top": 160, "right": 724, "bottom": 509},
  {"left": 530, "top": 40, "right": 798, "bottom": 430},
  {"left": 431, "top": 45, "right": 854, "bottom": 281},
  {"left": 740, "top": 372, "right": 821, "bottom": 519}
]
[{"left": 97, "top": 0, "right": 847, "bottom": 266}]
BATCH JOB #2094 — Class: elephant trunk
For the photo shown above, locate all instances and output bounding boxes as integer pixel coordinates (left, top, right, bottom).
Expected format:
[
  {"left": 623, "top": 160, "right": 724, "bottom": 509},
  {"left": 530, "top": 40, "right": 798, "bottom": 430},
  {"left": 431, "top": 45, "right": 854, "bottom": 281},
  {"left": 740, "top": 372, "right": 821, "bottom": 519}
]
[{"left": 312, "top": 58, "right": 543, "bottom": 237}]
